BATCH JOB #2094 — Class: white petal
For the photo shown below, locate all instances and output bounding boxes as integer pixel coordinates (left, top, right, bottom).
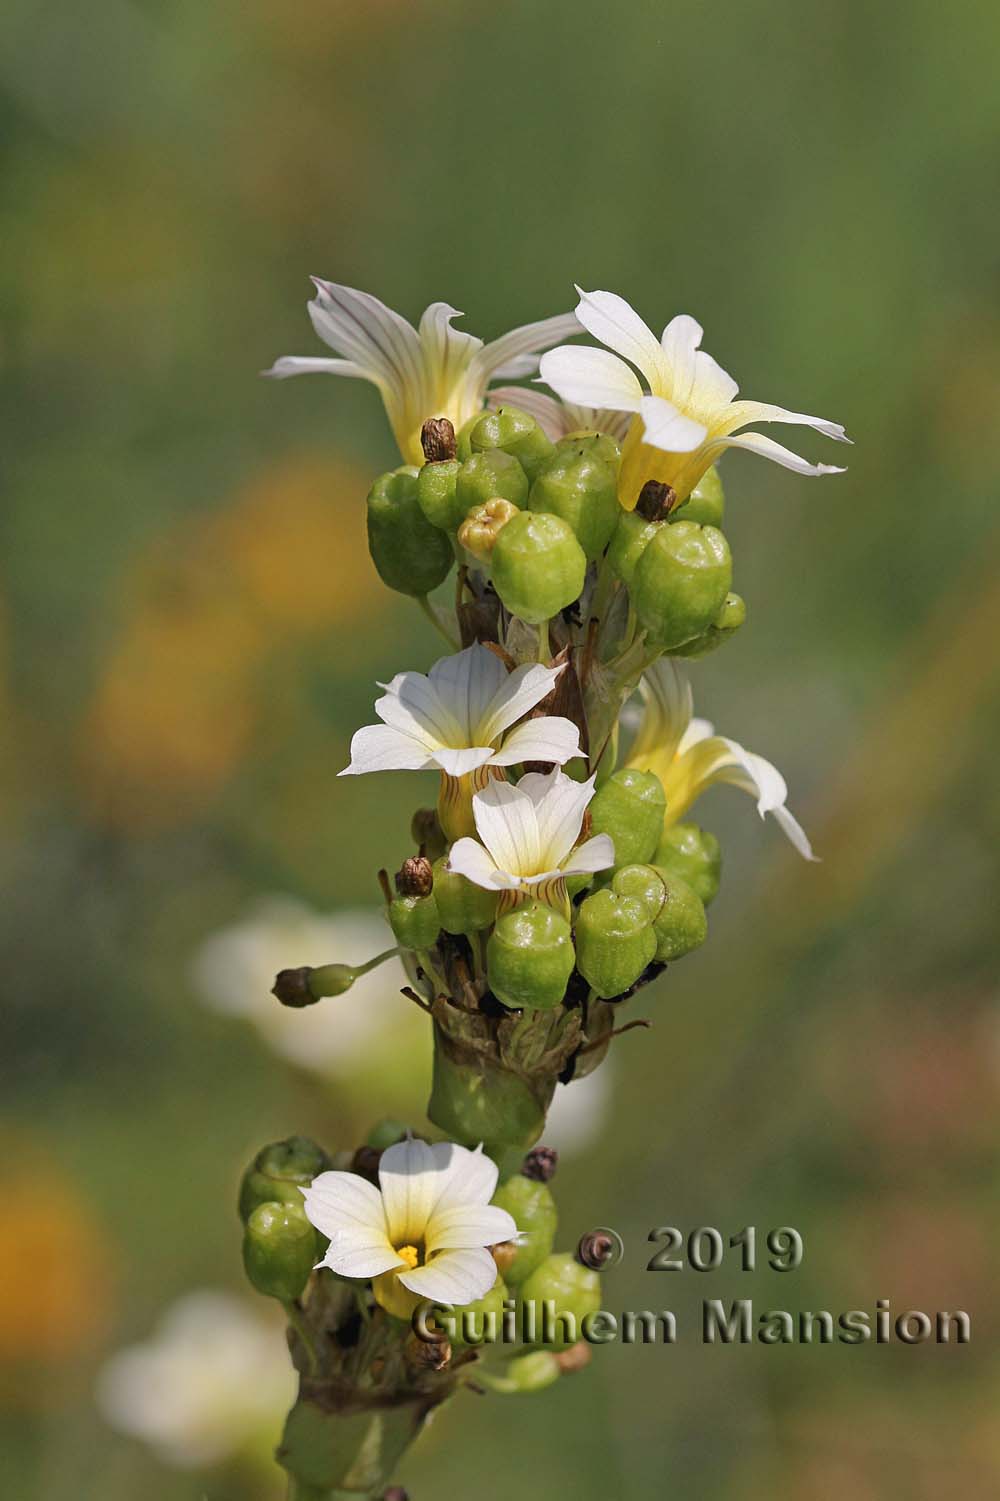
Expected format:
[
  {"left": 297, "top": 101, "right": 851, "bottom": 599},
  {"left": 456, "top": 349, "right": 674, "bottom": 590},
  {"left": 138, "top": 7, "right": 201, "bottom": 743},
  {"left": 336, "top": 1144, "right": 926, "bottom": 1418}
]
[
  {"left": 660, "top": 314, "right": 704, "bottom": 408},
  {"left": 319, "top": 1233, "right": 404, "bottom": 1280},
  {"left": 476, "top": 660, "right": 565, "bottom": 744},
  {"left": 446, "top": 838, "right": 516, "bottom": 890},
  {"left": 424, "top": 1142, "right": 499, "bottom": 1213},
  {"left": 399, "top": 1247, "right": 498, "bottom": 1305},
  {"left": 638, "top": 394, "right": 708, "bottom": 454},
  {"left": 517, "top": 768, "right": 595, "bottom": 867},
  {"left": 561, "top": 832, "right": 616, "bottom": 875},
  {"left": 486, "top": 386, "right": 569, "bottom": 438},
  {"left": 308, "top": 280, "right": 422, "bottom": 392},
  {"left": 431, "top": 745, "right": 497, "bottom": 777},
  {"left": 725, "top": 400, "right": 851, "bottom": 443},
  {"left": 300, "top": 1171, "right": 388, "bottom": 1241},
  {"left": 261, "top": 356, "right": 369, "bottom": 380},
  {"left": 679, "top": 735, "right": 817, "bottom": 861},
  {"left": 378, "top": 1137, "right": 441, "bottom": 1247},
  {"left": 489, "top": 716, "right": 582, "bottom": 767},
  {"left": 424, "top": 1203, "right": 517, "bottom": 1256},
  {"left": 374, "top": 670, "right": 463, "bottom": 749},
  {"left": 631, "top": 660, "right": 694, "bottom": 766},
  {"left": 539, "top": 345, "right": 644, "bottom": 413},
  {"left": 339, "top": 722, "right": 439, "bottom": 776},
  {"left": 768, "top": 803, "right": 818, "bottom": 862},
  {"left": 691, "top": 349, "right": 739, "bottom": 411},
  {"left": 712, "top": 430, "right": 847, "bottom": 477},
  {"left": 573, "top": 287, "right": 668, "bottom": 389},
  {"left": 429, "top": 644, "right": 508, "bottom": 742},
  {"left": 472, "top": 778, "right": 542, "bottom": 877},
  {"left": 676, "top": 716, "right": 715, "bottom": 754},
  {"left": 473, "top": 311, "right": 582, "bottom": 382},
  {"left": 417, "top": 301, "right": 483, "bottom": 372}
]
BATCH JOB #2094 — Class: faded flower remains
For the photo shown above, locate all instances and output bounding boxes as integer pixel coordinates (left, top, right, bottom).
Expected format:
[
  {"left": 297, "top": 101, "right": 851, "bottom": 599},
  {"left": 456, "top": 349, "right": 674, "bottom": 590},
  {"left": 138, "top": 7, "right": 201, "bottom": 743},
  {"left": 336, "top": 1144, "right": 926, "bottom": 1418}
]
[{"left": 235, "top": 279, "right": 848, "bottom": 1497}]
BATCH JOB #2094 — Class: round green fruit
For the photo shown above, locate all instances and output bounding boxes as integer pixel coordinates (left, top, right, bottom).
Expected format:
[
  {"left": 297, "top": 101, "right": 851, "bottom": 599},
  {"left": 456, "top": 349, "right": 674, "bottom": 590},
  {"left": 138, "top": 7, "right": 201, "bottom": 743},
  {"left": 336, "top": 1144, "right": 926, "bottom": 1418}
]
[
  {"left": 455, "top": 448, "right": 529, "bottom": 514},
  {"left": 654, "top": 821, "right": 722, "bottom": 905},
  {"left": 388, "top": 891, "right": 440, "bottom": 950},
  {"left": 488, "top": 902, "right": 574, "bottom": 1011},
  {"left": 416, "top": 459, "right": 465, "bottom": 532},
  {"left": 632, "top": 520, "right": 732, "bottom": 650},
  {"left": 574, "top": 888, "right": 656, "bottom": 999},
  {"left": 470, "top": 405, "right": 555, "bottom": 482},
  {"left": 519, "top": 1252, "right": 602, "bottom": 1349},
  {"left": 242, "top": 1201, "right": 317, "bottom": 1302},
  {"left": 491, "top": 1175, "right": 558, "bottom": 1286},
  {"left": 670, "top": 465, "right": 725, "bottom": 527},
  {"left": 491, "top": 511, "right": 587, "bottom": 625},
  {"left": 587, "top": 767, "right": 666, "bottom": 866},
  {"left": 239, "top": 1136, "right": 331, "bottom": 1224},
  {"left": 528, "top": 444, "right": 619, "bottom": 561},
  {"left": 366, "top": 467, "right": 453, "bottom": 596},
  {"left": 432, "top": 858, "right": 498, "bottom": 934}
]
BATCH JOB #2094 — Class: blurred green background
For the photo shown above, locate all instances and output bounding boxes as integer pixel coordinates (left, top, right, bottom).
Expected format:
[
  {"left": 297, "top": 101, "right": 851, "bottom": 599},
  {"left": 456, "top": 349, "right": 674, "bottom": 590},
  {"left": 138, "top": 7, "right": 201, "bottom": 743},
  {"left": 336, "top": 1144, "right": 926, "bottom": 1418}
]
[{"left": 3, "top": 0, "right": 999, "bottom": 1496}]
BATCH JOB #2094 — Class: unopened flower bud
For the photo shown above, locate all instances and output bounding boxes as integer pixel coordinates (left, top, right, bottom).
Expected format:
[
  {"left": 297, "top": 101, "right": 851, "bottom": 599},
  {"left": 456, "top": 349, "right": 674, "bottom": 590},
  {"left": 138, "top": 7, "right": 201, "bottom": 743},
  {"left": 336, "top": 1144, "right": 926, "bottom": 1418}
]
[
  {"left": 588, "top": 767, "right": 666, "bottom": 866},
  {"left": 487, "top": 902, "right": 575, "bottom": 1011},
  {"left": 672, "top": 590, "right": 746, "bottom": 658},
  {"left": 613, "top": 863, "right": 707, "bottom": 962},
  {"left": 519, "top": 1252, "right": 602, "bottom": 1350},
  {"left": 431, "top": 857, "right": 498, "bottom": 934},
  {"left": 242, "top": 1200, "right": 316, "bottom": 1302},
  {"left": 654, "top": 821, "right": 722, "bottom": 906},
  {"left": 238, "top": 1135, "right": 332, "bottom": 1223},
  {"left": 457, "top": 497, "right": 520, "bottom": 563},
  {"left": 606, "top": 510, "right": 659, "bottom": 586},
  {"left": 417, "top": 458, "right": 465, "bottom": 532},
  {"left": 555, "top": 1340, "right": 592, "bottom": 1375},
  {"left": 455, "top": 448, "right": 529, "bottom": 516},
  {"left": 272, "top": 965, "right": 319, "bottom": 1008},
  {"left": 528, "top": 443, "right": 619, "bottom": 561},
  {"left": 632, "top": 520, "right": 732, "bottom": 651},
  {"left": 491, "top": 511, "right": 587, "bottom": 625},
  {"left": 574, "top": 888, "right": 656, "bottom": 999},
  {"left": 367, "top": 467, "right": 453, "bottom": 596},
  {"left": 491, "top": 1174, "right": 558, "bottom": 1285},
  {"left": 670, "top": 464, "right": 725, "bottom": 527},
  {"left": 411, "top": 808, "right": 447, "bottom": 862},
  {"left": 522, "top": 1146, "right": 558, "bottom": 1182},
  {"left": 471, "top": 404, "right": 555, "bottom": 482},
  {"left": 421, "top": 415, "right": 457, "bottom": 463}
]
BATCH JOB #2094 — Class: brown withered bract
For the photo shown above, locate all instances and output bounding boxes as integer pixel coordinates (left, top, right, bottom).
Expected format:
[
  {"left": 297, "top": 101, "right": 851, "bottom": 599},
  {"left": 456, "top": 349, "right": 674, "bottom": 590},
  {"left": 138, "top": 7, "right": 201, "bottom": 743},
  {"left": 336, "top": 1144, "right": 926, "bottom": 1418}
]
[
  {"left": 396, "top": 855, "right": 434, "bottom": 897},
  {"left": 635, "top": 478, "right": 676, "bottom": 521}
]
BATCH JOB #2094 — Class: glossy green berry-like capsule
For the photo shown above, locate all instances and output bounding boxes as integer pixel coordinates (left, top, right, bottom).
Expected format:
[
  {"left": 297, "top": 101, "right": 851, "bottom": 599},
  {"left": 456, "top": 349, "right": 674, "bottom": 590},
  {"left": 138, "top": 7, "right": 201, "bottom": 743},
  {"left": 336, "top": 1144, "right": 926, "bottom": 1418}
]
[
  {"left": 491, "top": 511, "right": 587, "bottom": 625},
  {"left": 366, "top": 467, "right": 453, "bottom": 596},
  {"left": 432, "top": 857, "right": 498, "bottom": 934},
  {"left": 528, "top": 444, "right": 619, "bottom": 561},
  {"left": 455, "top": 448, "right": 529, "bottom": 516},
  {"left": 588, "top": 767, "right": 666, "bottom": 867},
  {"left": 388, "top": 892, "right": 440, "bottom": 950},
  {"left": 491, "top": 1174, "right": 558, "bottom": 1286},
  {"left": 519, "top": 1252, "right": 602, "bottom": 1349},
  {"left": 496, "top": 1350, "right": 561, "bottom": 1392},
  {"left": 242, "top": 1201, "right": 317, "bottom": 1302},
  {"left": 632, "top": 520, "right": 732, "bottom": 651},
  {"left": 606, "top": 511, "right": 659, "bottom": 586},
  {"left": 654, "top": 821, "right": 722, "bottom": 905},
  {"left": 670, "top": 464, "right": 725, "bottom": 527},
  {"left": 574, "top": 888, "right": 656, "bottom": 998},
  {"left": 239, "top": 1136, "right": 331, "bottom": 1224},
  {"left": 608, "top": 862, "right": 665, "bottom": 922},
  {"left": 673, "top": 590, "right": 746, "bottom": 658},
  {"left": 455, "top": 411, "right": 484, "bottom": 462},
  {"left": 554, "top": 431, "right": 621, "bottom": 467},
  {"left": 416, "top": 459, "right": 465, "bottom": 532},
  {"left": 470, "top": 405, "right": 555, "bottom": 482},
  {"left": 488, "top": 901, "right": 575, "bottom": 1011},
  {"left": 435, "top": 1275, "right": 508, "bottom": 1347},
  {"left": 612, "top": 863, "right": 707, "bottom": 961}
]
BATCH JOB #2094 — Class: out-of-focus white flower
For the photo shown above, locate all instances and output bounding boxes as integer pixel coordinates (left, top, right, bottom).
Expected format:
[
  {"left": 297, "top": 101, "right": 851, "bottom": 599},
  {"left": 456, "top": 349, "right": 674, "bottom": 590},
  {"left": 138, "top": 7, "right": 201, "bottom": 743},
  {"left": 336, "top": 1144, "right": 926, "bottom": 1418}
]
[
  {"left": 627, "top": 659, "right": 815, "bottom": 859},
  {"left": 96, "top": 1291, "right": 295, "bottom": 1469},
  {"left": 302, "top": 1138, "right": 516, "bottom": 1317},
  {"left": 486, "top": 385, "right": 633, "bottom": 443},
  {"left": 544, "top": 1063, "right": 615, "bottom": 1156},
  {"left": 263, "top": 281, "right": 580, "bottom": 465},
  {"left": 192, "top": 900, "right": 420, "bottom": 1074},
  {"left": 539, "top": 286, "right": 849, "bottom": 507}
]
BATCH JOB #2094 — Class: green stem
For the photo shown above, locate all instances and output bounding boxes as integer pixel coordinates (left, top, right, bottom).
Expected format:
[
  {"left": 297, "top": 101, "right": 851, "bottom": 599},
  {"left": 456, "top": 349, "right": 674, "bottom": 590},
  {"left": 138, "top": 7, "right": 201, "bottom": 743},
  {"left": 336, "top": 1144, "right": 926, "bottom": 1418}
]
[
  {"left": 355, "top": 946, "right": 401, "bottom": 977},
  {"left": 416, "top": 593, "right": 460, "bottom": 650},
  {"left": 283, "top": 1300, "right": 319, "bottom": 1378}
]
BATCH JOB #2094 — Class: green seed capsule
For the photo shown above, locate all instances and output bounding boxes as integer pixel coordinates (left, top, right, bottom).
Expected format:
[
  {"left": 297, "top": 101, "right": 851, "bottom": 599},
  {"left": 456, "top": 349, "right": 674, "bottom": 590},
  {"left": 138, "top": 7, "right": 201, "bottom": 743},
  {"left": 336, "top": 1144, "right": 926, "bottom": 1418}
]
[
  {"left": 432, "top": 857, "right": 498, "bottom": 934},
  {"left": 455, "top": 411, "right": 484, "bottom": 462},
  {"left": 519, "top": 1252, "right": 602, "bottom": 1350},
  {"left": 488, "top": 902, "right": 575, "bottom": 1011},
  {"left": 416, "top": 459, "right": 465, "bottom": 532},
  {"left": 606, "top": 511, "right": 660, "bottom": 586},
  {"left": 672, "top": 591, "right": 746, "bottom": 658},
  {"left": 428, "top": 1025, "right": 547, "bottom": 1153},
  {"left": 653, "top": 821, "right": 722, "bottom": 905},
  {"left": 612, "top": 864, "right": 706, "bottom": 960},
  {"left": 554, "top": 431, "right": 621, "bottom": 467},
  {"left": 455, "top": 449, "right": 529, "bottom": 515},
  {"left": 498, "top": 1350, "right": 561, "bottom": 1392},
  {"left": 574, "top": 888, "right": 656, "bottom": 999},
  {"left": 491, "top": 1175, "right": 558, "bottom": 1286},
  {"left": 366, "top": 467, "right": 453, "bottom": 596},
  {"left": 632, "top": 521, "right": 732, "bottom": 651},
  {"left": 470, "top": 405, "right": 555, "bottom": 482},
  {"left": 588, "top": 767, "right": 666, "bottom": 866},
  {"left": 435, "top": 1275, "right": 508, "bottom": 1347},
  {"left": 388, "top": 892, "right": 440, "bottom": 950},
  {"left": 670, "top": 464, "right": 725, "bottom": 527},
  {"left": 528, "top": 445, "right": 620, "bottom": 561},
  {"left": 491, "top": 511, "right": 587, "bottom": 625},
  {"left": 242, "top": 1201, "right": 317, "bottom": 1302},
  {"left": 239, "top": 1136, "right": 331, "bottom": 1224}
]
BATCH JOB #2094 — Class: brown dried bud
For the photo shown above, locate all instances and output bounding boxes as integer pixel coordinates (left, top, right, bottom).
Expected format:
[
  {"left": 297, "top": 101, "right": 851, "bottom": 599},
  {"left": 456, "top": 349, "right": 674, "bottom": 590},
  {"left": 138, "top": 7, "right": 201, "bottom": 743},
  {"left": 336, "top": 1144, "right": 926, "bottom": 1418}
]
[
  {"left": 490, "top": 1240, "right": 518, "bottom": 1277},
  {"left": 576, "top": 1229, "right": 616, "bottom": 1270},
  {"left": 635, "top": 479, "right": 675, "bottom": 521},
  {"left": 421, "top": 416, "right": 457, "bottom": 463},
  {"left": 350, "top": 1145, "right": 383, "bottom": 1184},
  {"left": 396, "top": 855, "right": 433, "bottom": 897},
  {"left": 555, "top": 1340, "right": 592, "bottom": 1375},
  {"left": 271, "top": 966, "right": 315, "bottom": 1008},
  {"left": 521, "top": 1146, "right": 558, "bottom": 1182},
  {"left": 404, "top": 1329, "right": 452, "bottom": 1374}
]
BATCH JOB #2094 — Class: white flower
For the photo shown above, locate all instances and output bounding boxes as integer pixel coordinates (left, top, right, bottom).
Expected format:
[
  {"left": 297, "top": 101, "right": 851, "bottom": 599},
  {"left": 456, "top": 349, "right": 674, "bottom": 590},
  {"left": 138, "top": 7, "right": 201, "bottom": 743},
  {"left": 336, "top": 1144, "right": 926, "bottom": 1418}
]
[
  {"left": 448, "top": 767, "right": 615, "bottom": 912},
  {"left": 301, "top": 1137, "right": 516, "bottom": 1315},
  {"left": 627, "top": 659, "right": 815, "bottom": 859},
  {"left": 263, "top": 280, "right": 581, "bottom": 465},
  {"left": 341, "top": 643, "right": 581, "bottom": 779},
  {"left": 96, "top": 1291, "right": 295, "bottom": 1470},
  {"left": 539, "top": 286, "right": 850, "bottom": 507},
  {"left": 486, "top": 385, "right": 633, "bottom": 443},
  {"left": 544, "top": 1063, "right": 615, "bottom": 1156}
]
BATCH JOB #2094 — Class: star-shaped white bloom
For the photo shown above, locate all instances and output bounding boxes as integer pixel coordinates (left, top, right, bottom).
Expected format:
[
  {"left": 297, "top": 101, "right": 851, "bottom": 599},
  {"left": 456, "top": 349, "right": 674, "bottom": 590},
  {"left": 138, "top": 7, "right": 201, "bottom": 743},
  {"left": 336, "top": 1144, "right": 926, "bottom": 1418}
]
[
  {"left": 448, "top": 768, "right": 615, "bottom": 902},
  {"left": 539, "top": 286, "right": 850, "bottom": 507},
  {"left": 627, "top": 659, "right": 815, "bottom": 860},
  {"left": 340, "top": 643, "right": 582, "bottom": 779},
  {"left": 486, "top": 385, "right": 633, "bottom": 443},
  {"left": 263, "top": 281, "right": 581, "bottom": 465},
  {"left": 301, "top": 1138, "right": 516, "bottom": 1312}
]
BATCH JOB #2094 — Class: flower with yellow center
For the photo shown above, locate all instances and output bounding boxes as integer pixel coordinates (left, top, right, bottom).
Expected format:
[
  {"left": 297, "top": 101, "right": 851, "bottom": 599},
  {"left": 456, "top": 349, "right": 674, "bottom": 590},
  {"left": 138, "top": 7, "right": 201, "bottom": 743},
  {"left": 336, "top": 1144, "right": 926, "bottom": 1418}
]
[
  {"left": 263, "top": 280, "right": 581, "bottom": 465},
  {"left": 539, "top": 286, "right": 850, "bottom": 508},
  {"left": 300, "top": 1138, "right": 517, "bottom": 1319},
  {"left": 626, "top": 659, "right": 815, "bottom": 859}
]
